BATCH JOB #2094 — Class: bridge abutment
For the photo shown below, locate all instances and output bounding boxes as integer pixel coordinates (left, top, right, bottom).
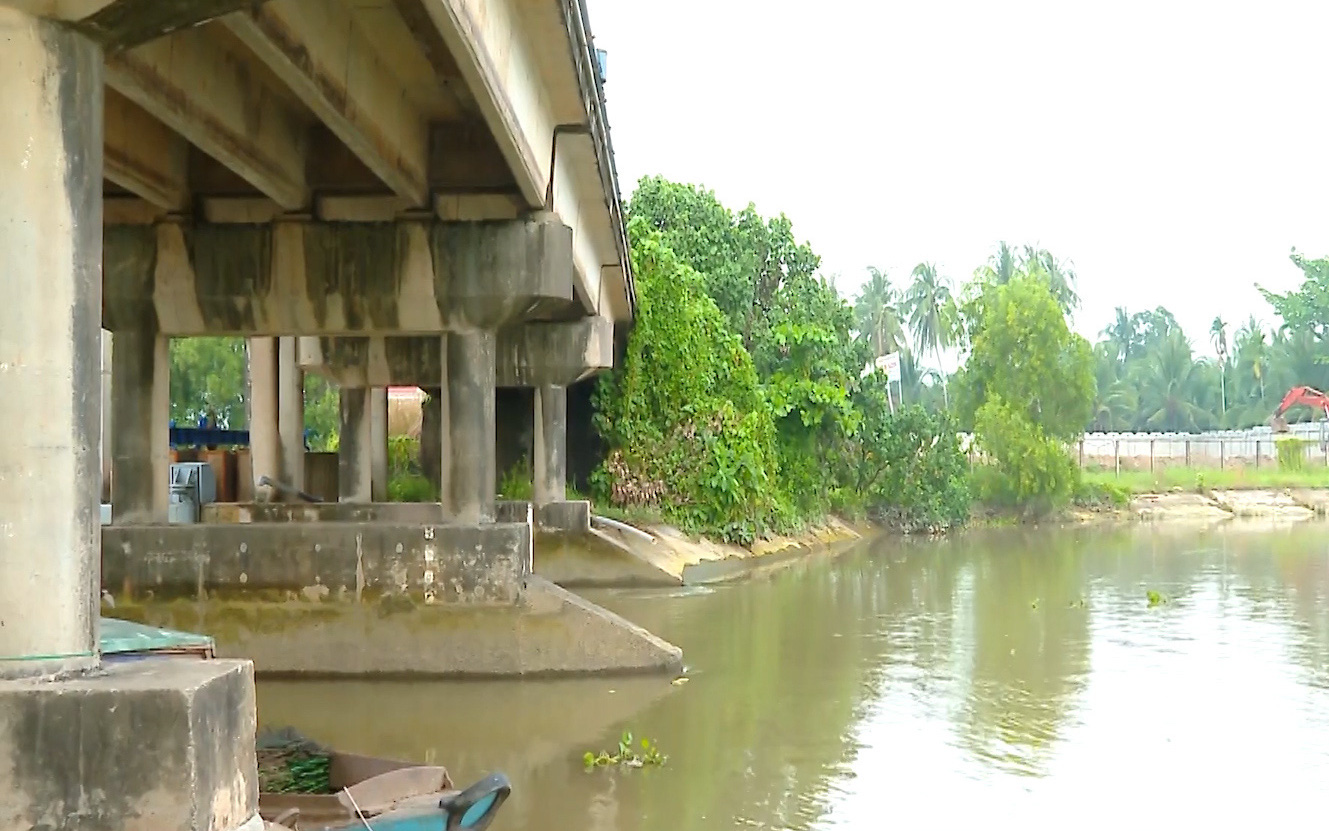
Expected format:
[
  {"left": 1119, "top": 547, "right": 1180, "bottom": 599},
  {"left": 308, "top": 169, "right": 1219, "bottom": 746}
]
[{"left": 0, "top": 9, "right": 259, "bottom": 829}]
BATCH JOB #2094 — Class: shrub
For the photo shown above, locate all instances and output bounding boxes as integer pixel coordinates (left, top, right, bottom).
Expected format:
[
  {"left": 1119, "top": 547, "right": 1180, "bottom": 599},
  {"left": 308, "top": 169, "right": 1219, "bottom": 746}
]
[{"left": 1276, "top": 437, "right": 1312, "bottom": 471}]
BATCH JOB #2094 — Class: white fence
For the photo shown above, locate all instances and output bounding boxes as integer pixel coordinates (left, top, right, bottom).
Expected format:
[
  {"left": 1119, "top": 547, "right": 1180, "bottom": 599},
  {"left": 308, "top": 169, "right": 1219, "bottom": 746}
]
[{"left": 1078, "top": 423, "right": 1329, "bottom": 472}]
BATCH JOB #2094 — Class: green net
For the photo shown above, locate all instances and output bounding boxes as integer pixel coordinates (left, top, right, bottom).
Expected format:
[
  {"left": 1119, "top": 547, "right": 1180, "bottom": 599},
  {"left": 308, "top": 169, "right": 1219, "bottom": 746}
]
[{"left": 256, "top": 726, "right": 333, "bottom": 794}]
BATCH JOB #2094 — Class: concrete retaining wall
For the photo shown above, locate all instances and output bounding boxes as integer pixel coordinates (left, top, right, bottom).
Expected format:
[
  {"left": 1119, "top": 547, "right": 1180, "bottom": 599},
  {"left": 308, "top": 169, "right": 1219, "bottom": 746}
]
[{"left": 101, "top": 521, "right": 682, "bottom": 677}]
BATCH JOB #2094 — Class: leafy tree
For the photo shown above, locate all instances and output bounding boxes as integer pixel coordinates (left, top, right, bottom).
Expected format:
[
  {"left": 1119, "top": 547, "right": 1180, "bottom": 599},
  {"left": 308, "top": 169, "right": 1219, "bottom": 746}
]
[
  {"left": 628, "top": 176, "right": 820, "bottom": 352},
  {"left": 169, "top": 337, "right": 247, "bottom": 427},
  {"left": 1260, "top": 249, "right": 1329, "bottom": 344},
  {"left": 957, "top": 277, "right": 1094, "bottom": 512},
  {"left": 593, "top": 217, "right": 780, "bottom": 543}
]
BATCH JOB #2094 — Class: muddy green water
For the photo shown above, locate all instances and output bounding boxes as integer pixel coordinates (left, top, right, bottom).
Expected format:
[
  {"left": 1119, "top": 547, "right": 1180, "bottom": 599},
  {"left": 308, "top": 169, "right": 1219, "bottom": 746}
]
[{"left": 258, "top": 524, "right": 1329, "bottom": 828}]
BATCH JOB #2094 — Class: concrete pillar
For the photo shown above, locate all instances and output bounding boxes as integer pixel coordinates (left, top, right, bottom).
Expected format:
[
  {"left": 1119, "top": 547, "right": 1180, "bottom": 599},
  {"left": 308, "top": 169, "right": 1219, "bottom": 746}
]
[
  {"left": 0, "top": 8, "right": 102, "bottom": 676},
  {"left": 111, "top": 326, "right": 170, "bottom": 524},
  {"left": 338, "top": 387, "right": 372, "bottom": 503},
  {"left": 248, "top": 336, "right": 280, "bottom": 492},
  {"left": 447, "top": 331, "right": 496, "bottom": 523},
  {"left": 277, "top": 335, "right": 305, "bottom": 490},
  {"left": 371, "top": 387, "right": 389, "bottom": 501},
  {"left": 534, "top": 384, "right": 568, "bottom": 505},
  {"left": 420, "top": 384, "right": 443, "bottom": 494},
  {"left": 101, "top": 330, "right": 113, "bottom": 502}
]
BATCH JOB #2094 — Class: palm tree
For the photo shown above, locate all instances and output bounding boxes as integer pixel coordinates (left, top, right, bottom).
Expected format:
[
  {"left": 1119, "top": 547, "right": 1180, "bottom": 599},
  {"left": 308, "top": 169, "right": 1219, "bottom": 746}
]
[
  {"left": 1101, "top": 306, "right": 1138, "bottom": 363},
  {"left": 903, "top": 262, "right": 956, "bottom": 408},
  {"left": 1020, "top": 245, "right": 1080, "bottom": 317},
  {"left": 1138, "top": 329, "right": 1210, "bottom": 431},
  {"left": 1235, "top": 316, "right": 1268, "bottom": 402},
  {"left": 976, "top": 241, "right": 1019, "bottom": 285},
  {"left": 1210, "top": 316, "right": 1228, "bottom": 422},
  {"left": 853, "top": 267, "right": 905, "bottom": 359}
]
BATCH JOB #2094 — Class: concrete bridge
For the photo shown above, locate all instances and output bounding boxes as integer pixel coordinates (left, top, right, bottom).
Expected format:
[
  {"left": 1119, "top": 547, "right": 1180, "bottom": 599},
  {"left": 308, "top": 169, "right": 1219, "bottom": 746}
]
[{"left": 0, "top": 1, "right": 677, "bottom": 827}]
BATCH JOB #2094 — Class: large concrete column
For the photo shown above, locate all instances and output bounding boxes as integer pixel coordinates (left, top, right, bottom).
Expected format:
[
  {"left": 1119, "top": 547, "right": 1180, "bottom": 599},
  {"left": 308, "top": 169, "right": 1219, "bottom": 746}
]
[
  {"left": 0, "top": 7, "right": 102, "bottom": 675},
  {"left": 338, "top": 387, "right": 372, "bottom": 503},
  {"left": 248, "top": 336, "right": 280, "bottom": 492},
  {"left": 111, "top": 326, "right": 170, "bottom": 524},
  {"left": 277, "top": 335, "right": 305, "bottom": 490},
  {"left": 534, "top": 384, "right": 568, "bottom": 506},
  {"left": 447, "top": 331, "right": 496, "bottom": 523},
  {"left": 371, "top": 387, "right": 389, "bottom": 501}
]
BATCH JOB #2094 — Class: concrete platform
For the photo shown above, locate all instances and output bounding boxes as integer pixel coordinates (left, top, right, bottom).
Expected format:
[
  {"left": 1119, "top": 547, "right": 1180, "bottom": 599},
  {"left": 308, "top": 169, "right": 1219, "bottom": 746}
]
[
  {"left": 0, "top": 658, "right": 258, "bottom": 831},
  {"left": 101, "top": 522, "right": 682, "bottom": 677}
]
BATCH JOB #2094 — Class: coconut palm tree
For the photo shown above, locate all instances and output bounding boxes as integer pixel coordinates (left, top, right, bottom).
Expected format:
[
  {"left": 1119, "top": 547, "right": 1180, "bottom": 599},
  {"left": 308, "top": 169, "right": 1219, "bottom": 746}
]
[
  {"left": 1020, "top": 245, "right": 1080, "bottom": 318},
  {"left": 1138, "top": 329, "right": 1210, "bottom": 432},
  {"left": 1235, "top": 316, "right": 1268, "bottom": 402},
  {"left": 976, "top": 241, "right": 1019, "bottom": 285},
  {"left": 853, "top": 266, "right": 905, "bottom": 359},
  {"left": 1210, "top": 316, "right": 1228, "bottom": 422},
  {"left": 1101, "top": 306, "right": 1138, "bottom": 363},
  {"left": 903, "top": 262, "right": 957, "bottom": 408}
]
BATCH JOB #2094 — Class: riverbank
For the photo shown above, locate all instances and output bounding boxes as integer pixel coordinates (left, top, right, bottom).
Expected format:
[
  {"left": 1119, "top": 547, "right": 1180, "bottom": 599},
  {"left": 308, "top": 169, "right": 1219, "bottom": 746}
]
[
  {"left": 1076, "top": 468, "right": 1329, "bottom": 522},
  {"left": 537, "top": 513, "right": 867, "bottom": 587},
  {"left": 547, "top": 472, "right": 1329, "bottom": 588}
]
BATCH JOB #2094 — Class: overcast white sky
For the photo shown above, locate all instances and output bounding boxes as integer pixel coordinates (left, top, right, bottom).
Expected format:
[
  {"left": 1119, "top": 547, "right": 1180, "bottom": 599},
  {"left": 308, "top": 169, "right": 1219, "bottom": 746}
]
[{"left": 584, "top": 0, "right": 1329, "bottom": 354}]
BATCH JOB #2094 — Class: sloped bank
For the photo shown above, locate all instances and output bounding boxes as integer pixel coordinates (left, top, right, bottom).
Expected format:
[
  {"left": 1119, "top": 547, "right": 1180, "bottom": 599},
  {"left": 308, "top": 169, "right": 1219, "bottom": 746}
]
[
  {"left": 533, "top": 512, "right": 866, "bottom": 589},
  {"left": 1114, "top": 488, "right": 1329, "bottom": 523}
]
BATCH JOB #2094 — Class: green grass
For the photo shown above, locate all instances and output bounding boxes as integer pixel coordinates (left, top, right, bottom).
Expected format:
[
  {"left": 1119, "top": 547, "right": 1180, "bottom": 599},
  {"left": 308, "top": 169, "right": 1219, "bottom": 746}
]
[{"left": 1081, "top": 466, "right": 1329, "bottom": 495}]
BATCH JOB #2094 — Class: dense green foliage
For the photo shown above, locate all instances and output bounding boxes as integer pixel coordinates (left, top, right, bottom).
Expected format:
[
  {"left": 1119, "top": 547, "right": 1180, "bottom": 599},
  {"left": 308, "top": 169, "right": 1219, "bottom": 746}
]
[
  {"left": 168, "top": 337, "right": 247, "bottom": 428},
  {"left": 592, "top": 219, "right": 781, "bottom": 543},
  {"left": 958, "top": 277, "right": 1095, "bottom": 513},
  {"left": 1089, "top": 252, "right": 1329, "bottom": 431},
  {"left": 593, "top": 179, "right": 971, "bottom": 541},
  {"left": 166, "top": 337, "right": 338, "bottom": 450}
]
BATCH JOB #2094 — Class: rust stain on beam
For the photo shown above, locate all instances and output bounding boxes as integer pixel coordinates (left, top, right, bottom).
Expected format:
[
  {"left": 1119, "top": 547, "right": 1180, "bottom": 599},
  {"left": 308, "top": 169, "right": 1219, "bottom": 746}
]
[{"left": 225, "top": 0, "right": 429, "bottom": 205}]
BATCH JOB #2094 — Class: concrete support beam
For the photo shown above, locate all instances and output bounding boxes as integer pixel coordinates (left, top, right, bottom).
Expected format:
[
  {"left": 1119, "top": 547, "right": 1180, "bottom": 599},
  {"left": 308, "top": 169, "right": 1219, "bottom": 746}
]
[
  {"left": 303, "top": 316, "right": 613, "bottom": 389},
  {"left": 103, "top": 86, "right": 188, "bottom": 210},
  {"left": 338, "top": 387, "right": 373, "bottom": 503},
  {"left": 278, "top": 336, "right": 305, "bottom": 491},
  {"left": 225, "top": 0, "right": 429, "bottom": 205},
  {"left": 106, "top": 25, "right": 309, "bottom": 210},
  {"left": 446, "top": 331, "right": 496, "bottom": 524},
  {"left": 371, "top": 387, "right": 389, "bottom": 502},
  {"left": 111, "top": 325, "right": 170, "bottom": 524},
  {"left": 248, "top": 337, "right": 281, "bottom": 492},
  {"left": 0, "top": 7, "right": 102, "bottom": 677},
  {"left": 102, "top": 215, "right": 576, "bottom": 336},
  {"left": 534, "top": 384, "right": 567, "bottom": 506}
]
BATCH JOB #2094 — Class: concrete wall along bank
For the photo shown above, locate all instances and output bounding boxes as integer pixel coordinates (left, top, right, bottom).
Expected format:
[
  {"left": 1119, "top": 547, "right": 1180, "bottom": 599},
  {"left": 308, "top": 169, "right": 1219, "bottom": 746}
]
[{"left": 101, "top": 519, "right": 682, "bottom": 678}]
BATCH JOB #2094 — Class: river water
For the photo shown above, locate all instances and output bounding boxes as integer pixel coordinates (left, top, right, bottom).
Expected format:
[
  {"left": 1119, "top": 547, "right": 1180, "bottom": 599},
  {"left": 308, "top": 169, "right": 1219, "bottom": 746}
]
[{"left": 258, "top": 523, "right": 1329, "bottom": 828}]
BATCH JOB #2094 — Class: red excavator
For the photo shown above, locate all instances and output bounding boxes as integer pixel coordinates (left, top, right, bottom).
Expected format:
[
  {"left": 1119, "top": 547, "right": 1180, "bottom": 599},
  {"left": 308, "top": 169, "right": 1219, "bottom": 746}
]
[{"left": 1270, "top": 385, "right": 1329, "bottom": 433}]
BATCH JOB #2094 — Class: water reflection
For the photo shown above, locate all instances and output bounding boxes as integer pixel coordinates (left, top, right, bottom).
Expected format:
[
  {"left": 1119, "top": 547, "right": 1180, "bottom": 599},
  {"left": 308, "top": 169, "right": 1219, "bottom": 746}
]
[{"left": 259, "top": 522, "right": 1329, "bottom": 829}]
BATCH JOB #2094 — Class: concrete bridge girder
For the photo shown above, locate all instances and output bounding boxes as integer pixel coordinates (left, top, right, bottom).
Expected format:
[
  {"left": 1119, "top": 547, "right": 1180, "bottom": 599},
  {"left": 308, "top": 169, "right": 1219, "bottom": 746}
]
[
  {"left": 299, "top": 316, "right": 614, "bottom": 389},
  {"left": 102, "top": 214, "right": 579, "bottom": 336}
]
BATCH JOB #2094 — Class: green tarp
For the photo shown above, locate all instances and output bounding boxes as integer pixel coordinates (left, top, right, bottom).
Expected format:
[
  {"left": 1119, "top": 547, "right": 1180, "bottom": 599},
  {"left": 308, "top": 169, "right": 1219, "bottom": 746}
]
[{"left": 100, "top": 617, "right": 214, "bottom": 656}]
